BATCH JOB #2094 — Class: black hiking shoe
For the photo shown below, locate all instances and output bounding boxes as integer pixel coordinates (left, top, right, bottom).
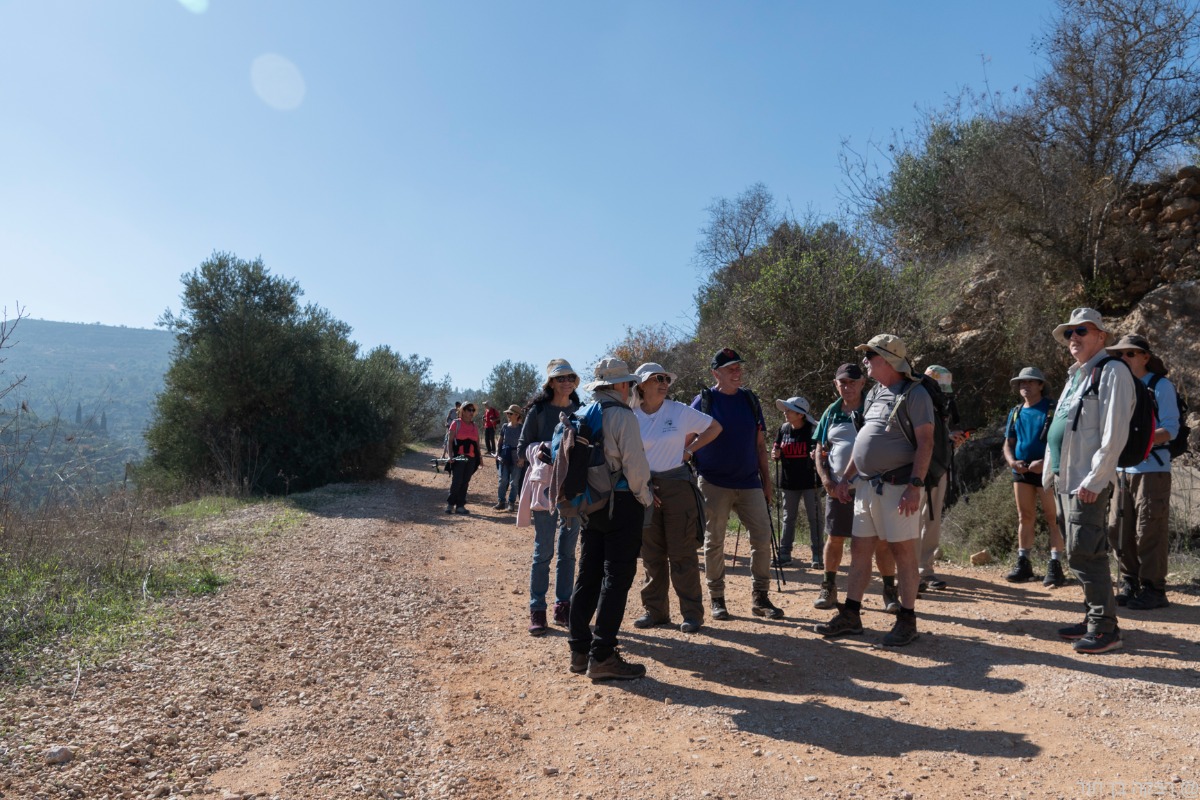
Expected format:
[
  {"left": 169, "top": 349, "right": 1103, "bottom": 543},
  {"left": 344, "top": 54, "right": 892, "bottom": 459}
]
[
  {"left": 1115, "top": 578, "right": 1140, "bottom": 607},
  {"left": 882, "top": 611, "right": 919, "bottom": 647},
  {"left": 815, "top": 606, "right": 864, "bottom": 638},
  {"left": 925, "top": 578, "right": 947, "bottom": 590},
  {"left": 587, "top": 649, "right": 646, "bottom": 681},
  {"left": 569, "top": 651, "right": 588, "bottom": 674},
  {"left": 1043, "top": 559, "right": 1066, "bottom": 587},
  {"left": 711, "top": 597, "right": 730, "bottom": 621},
  {"left": 751, "top": 590, "right": 783, "bottom": 620},
  {"left": 1073, "top": 628, "right": 1123, "bottom": 654},
  {"left": 1006, "top": 556, "right": 1034, "bottom": 583},
  {"left": 633, "top": 613, "right": 669, "bottom": 629},
  {"left": 1127, "top": 587, "right": 1170, "bottom": 610}
]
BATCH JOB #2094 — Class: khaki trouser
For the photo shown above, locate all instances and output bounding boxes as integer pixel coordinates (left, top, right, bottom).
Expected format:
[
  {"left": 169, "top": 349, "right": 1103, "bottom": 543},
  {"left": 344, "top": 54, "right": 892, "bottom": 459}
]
[
  {"left": 918, "top": 473, "right": 949, "bottom": 578},
  {"left": 640, "top": 477, "right": 705, "bottom": 622},
  {"left": 1107, "top": 471, "right": 1172, "bottom": 591},
  {"left": 700, "top": 478, "right": 772, "bottom": 595}
]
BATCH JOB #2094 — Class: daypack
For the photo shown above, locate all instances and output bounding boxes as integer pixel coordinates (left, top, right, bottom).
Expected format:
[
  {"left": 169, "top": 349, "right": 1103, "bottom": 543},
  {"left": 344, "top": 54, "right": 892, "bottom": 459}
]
[
  {"left": 550, "top": 399, "right": 628, "bottom": 520},
  {"left": 1148, "top": 373, "right": 1190, "bottom": 460},
  {"left": 887, "top": 374, "right": 954, "bottom": 484},
  {"left": 698, "top": 387, "right": 765, "bottom": 428},
  {"left": 1006, "top": 399, "right": 1057, "bottom": 445},
  {"left": 1071, "top": 356, "right": 1156, "bottom": 468}
]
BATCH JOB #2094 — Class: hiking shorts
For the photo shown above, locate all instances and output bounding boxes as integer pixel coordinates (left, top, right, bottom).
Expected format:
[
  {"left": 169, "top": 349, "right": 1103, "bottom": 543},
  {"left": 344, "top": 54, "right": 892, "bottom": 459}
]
[
  {"left": 824, "top": 494, "right": 854, "bottom": 538},
  {"left": 852, "top": 482, "right": 920, "bottom": 543}
]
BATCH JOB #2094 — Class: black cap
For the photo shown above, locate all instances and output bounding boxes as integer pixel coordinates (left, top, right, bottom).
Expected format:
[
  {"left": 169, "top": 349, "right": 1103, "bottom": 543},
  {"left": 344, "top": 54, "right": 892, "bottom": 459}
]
[
  {"left": 711, "top": 348, "right": 744, "bottom": 370},
  {"left": 835, "top": 363, "right": 864, "bottom": 380}
]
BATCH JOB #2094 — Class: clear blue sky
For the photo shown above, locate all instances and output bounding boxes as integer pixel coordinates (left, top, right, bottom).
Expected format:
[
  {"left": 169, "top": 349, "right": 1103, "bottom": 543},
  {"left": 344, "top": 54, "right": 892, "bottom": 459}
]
[{"left": 0, "top": 0, "right": 1053, "bottom": 390}]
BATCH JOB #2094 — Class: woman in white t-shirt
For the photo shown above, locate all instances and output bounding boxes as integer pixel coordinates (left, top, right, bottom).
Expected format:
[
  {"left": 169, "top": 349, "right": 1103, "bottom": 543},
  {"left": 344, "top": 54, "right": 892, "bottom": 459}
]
[{"left": 630, "top": 362, "right": 722, "bottom": 634}]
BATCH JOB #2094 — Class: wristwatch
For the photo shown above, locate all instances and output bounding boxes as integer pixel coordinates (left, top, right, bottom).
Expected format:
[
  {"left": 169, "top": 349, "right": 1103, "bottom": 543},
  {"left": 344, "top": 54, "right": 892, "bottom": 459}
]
[{"left": 909, "top": 476, "right": 925, "bottom": 488}]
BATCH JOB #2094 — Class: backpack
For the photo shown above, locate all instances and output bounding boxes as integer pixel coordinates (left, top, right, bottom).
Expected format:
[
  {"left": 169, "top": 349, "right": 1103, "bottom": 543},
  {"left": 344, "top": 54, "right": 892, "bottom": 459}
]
[
  {"left": 1007, "top": 399, "right": 1057, "bottom": 445},
  {"left": 550, "top": 399, "right": 628, "bottom": 520},
  {"left": 698, "top": 386, "right": 765, "bottom": 426},
  {"left": 888, "top": 374, "right": 954, "bottom": 484},
  {"left": 1071, "top": 356, "right": 1156, "bottom": 468},
  {"left": 1148, "top": 373, "right": 1190, "bottom": 460}
]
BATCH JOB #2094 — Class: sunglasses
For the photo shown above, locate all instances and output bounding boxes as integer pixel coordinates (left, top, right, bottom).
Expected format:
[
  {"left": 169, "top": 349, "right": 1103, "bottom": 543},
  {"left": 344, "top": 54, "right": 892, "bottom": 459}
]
[
  {"left": 553, "top": 375, "right": 577, "bottom": 383},
  {"left": 647, "top": 374, "right": 672, "bottom": 384},
  {"left": 1064, "top": 326, "right": 1093, "bottom": 340},
  {"left": 862, "top": 351, "right": 882, "bottom": 360},
  {"left": 1119, "top": 350, "right": 1147, "bottom": 359},
  {"left": 463, "top": 407, "right": 476, "bottom": 412}
]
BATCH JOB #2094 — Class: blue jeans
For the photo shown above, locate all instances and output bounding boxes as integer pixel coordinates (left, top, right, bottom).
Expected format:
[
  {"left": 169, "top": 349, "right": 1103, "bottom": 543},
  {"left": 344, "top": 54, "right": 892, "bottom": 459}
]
[
  {"left": 529, "top": 509, "right": 580, "bottom": 611},
  {"left": 498, "top": 461, "right": 524, "bottom": 505}
]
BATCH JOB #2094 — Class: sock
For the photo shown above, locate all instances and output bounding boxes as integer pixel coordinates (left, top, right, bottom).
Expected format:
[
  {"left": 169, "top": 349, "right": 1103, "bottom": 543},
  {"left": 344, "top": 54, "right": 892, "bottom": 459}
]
[
  {"left": 844, "top": 598, "right": 862, "bottom": 615},
  {"left": 824, "top": 571, "right": 837, "bottom": 584},
  {"left": 882, "top": 575, "right": 896, "bottom": 588},
  {"left": 1050, "top": 550, "right": 1060, "bottom": 560},
  {"left": 1018, "top": 548, "right": 1030, "bottom": 558},
  {"left": 899, "top": 606, "right": 916, "bottom": 620}
]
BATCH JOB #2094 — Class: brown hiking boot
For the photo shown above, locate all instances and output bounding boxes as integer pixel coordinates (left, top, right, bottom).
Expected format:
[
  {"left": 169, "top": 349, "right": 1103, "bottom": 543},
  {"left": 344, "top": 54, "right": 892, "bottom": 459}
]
[
  {"left": 751, "top": 590, "right": 783, "bottom": 620},
  {"left": 813, "top": 580, "right": 838, "bottom": 609}
]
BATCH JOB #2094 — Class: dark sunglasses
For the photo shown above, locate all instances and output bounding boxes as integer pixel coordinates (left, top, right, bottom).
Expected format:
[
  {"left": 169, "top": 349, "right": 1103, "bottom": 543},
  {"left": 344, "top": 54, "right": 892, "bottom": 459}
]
[
  {"left": 463, "top": 406, "right": 476, "bottom": 412},
  {"left": 648, "top": 374, "right": 672, "bottom": 384},
  {"left": 862, "top": 351, "right": 882, "bottom": 360},
  {"left": 553, "top": 375, "right": 577, "bottom": 383},
  {"left": 1119, "top": 350, "right": 1147, "bottom": 359},
  {"left": 1064, "top": 326, "right": 1092, "bottom": 340}
]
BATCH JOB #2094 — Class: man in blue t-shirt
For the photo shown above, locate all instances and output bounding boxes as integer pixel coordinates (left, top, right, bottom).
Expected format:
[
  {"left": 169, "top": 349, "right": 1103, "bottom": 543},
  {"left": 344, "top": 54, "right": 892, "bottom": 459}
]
[{"left": 691, "top": 348, "right": 783, "bottom": 621}]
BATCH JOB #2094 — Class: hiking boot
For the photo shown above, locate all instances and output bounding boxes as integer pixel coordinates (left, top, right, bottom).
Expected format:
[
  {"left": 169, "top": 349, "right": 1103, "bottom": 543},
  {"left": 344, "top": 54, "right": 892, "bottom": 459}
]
[
  {"left": 679, "top": 618, "right": 702, "bottom": 634},
  {"left": 917, "top": 581, "right": 927, "bottom": 595},
  {"left": 1115, "top": 578, "right": 1140, "bottom": 607},
  {"left": 552, "top": 601, "right": 571, "bottom": 626},
  {"left": 1058, "top": 620, "right": 1088, "bottom": 641},
  {"left": 925, "top": 578, "right": 947, "bottom": 590},
  {"left": 882, "top": 612, "right": 919, "bottom": 647},
  {"left": 1073, "top": 628, "right": 1123, "bottom": 654},
  {"left": 1043, "top": 559, "right": 1066, "bottom": 587},
  {"left": 455, "top": 506, "right": 468, "bottom": 515},
  {"left": 569, "top": 651, "right": 588, "bottom": 674},
  {"left": 771, "top": 554, "right": 792, "bottom": 567},
  {"left": 881, "top": 584, "right": 900, "bottom": 614},
  {"left": 813, "top": 580, "right": 838, "bottom": 610},
  {"left": 493, "top": 502, "right": 507, "bottom": 510},
  {"left": 751, "top": 590, "right": 784, "bottom": 620},
  {"left": 711, "top": 597, "right": 730, "bottom": 621},
  {"left": 445, "top": 504, "right": 454, "bottom": 514},
  {"left": 587, "top": 649, "right": 646, "bottom": 681},
  {"left": 811, "top": 559, "right": 824, "bottom": 570},
  {"left": 1006, "top": 556, "right": 1034, "bottom": 583},
  {"left": 633, "top": 613, "right": 668, "bottom": 629},
  {"left": 1127, "top": 587, "right": 1170, "bottom": 610},
  {"left": 815, "top": 606, "right": 864, "bottom": 638},
  {"left": 528, "top": 609, "right": 548, "bottom": 637}
]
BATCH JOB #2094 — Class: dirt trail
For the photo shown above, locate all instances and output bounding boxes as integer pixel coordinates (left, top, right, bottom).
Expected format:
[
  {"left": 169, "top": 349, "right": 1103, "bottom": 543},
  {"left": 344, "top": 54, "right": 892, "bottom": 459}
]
[{"left": 3, "top": 446, "right": 1199, "bottom": 800}]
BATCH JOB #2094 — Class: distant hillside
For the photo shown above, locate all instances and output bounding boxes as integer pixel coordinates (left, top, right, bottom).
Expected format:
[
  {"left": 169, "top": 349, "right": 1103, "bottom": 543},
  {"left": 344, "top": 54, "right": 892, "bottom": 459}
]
[{"left": 1, "top": 318, "right": 174, "bottom": 453}]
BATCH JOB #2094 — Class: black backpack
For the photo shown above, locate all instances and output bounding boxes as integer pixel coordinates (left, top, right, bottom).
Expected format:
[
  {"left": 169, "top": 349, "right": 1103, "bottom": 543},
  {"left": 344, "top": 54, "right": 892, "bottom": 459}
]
[
  {"left": 1148, "top": 373, "right": 1190, "bottom": 460},
  {"left": 888, "top": 375, "right": 954, "bottom": 484},
  {"left": 1071, "top": 357, "right": 1156, "bottom": 468}
]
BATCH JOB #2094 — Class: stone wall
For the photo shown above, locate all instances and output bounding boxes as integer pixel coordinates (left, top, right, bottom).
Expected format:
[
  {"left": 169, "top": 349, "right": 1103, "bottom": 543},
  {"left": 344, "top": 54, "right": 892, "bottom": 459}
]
[{"left": 1107, "top": 165, "right": 1200, "bottom": 297}]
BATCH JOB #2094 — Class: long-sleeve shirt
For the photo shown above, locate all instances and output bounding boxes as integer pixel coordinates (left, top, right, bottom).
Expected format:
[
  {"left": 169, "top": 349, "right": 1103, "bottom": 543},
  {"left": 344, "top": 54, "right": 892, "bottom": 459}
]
[
  {"left": 1045, "top": 350, "right": 1136, "bottom": 495},
  {"left": 592, "top": 387, "right": 653, "bottom": 508}
]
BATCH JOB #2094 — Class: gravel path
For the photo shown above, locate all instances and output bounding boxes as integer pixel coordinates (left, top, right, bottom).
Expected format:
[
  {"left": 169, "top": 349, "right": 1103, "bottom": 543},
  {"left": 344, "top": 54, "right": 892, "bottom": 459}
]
[{"left": 3, "top": 446, "right": 1198, "bottom": 799}]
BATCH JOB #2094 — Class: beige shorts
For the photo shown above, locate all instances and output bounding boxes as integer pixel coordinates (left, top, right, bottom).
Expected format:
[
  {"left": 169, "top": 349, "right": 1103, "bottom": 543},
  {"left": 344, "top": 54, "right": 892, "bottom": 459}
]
[{"left": 852, "top": 481, "right": 921, "bottom": 543}]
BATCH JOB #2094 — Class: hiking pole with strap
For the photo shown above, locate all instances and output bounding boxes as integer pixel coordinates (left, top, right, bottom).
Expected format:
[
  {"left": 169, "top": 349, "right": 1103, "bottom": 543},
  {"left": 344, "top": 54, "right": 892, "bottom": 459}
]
[
  {"left": 774, "top": 460, "right": 784, "bottom": 560},
  {"left": 732, "top": 520, "right": 742, "bottom": 564},
  {"left": 764, "top": 498, "right": 786, "bottom": 590}
]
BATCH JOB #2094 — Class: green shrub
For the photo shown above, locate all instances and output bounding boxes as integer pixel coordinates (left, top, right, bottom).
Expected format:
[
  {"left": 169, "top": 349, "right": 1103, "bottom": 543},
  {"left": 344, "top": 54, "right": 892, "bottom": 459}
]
[{"left": 941, "top": 472, "right": 1052, "bottom": 563}]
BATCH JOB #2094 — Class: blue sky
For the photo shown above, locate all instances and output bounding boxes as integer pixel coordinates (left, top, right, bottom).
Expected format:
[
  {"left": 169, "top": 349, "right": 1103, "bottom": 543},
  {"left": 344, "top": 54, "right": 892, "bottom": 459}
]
[{"left": 0, "top": 0, "right": 1053, "bottom": 390}]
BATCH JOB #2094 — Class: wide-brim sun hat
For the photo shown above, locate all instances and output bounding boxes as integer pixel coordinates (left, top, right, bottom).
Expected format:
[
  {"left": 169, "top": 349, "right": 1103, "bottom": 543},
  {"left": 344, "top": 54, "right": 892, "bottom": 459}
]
[
  {"left": 854, "top": 333, "right": 913, "bottom": 377},
  {"left": 634, "top": 362, "right": 678, "bottom": 385},
  {"left": 584, "top": 356, "right": 640, "bottom": 392},
  {"left": 1010, "top": 366, "right": 1048, "bottom": 387},
  {"left": 505, "top": 404, "right": 523, "bottom": 416},
  {"left": 775, "top": 396, "right": 817, "bottom": 425},
  {"left": 545, "top": 358, "right": 578, "bottom": 380},
  {"left": 1052, "top": 307, "right": 1112, "bottom": 345},
  {"left": 1105, "top": 333, "right": 1153, "bottom": 355}
]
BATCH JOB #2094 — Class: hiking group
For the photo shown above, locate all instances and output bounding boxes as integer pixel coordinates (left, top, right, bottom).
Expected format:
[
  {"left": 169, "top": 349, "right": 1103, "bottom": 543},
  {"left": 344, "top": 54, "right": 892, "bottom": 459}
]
[{"left": 441, "top": 305, "right": 1182, "bottom": 679}]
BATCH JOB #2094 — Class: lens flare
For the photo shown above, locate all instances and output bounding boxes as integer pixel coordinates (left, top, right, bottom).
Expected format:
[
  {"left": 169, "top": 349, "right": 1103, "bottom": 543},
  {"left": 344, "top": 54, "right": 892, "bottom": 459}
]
[
  {"left": 250, "top": 53, "right": 306, "bottom": 111},
  {"left": 176, "top": 0, "right": 209, "bottom": 12}
]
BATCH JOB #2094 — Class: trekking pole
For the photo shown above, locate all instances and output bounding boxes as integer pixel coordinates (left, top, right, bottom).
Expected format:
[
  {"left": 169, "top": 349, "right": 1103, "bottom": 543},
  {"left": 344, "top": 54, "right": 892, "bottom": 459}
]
[
  {"left": 732, "top": 520, "right": 742, "bottom": 564},
  {"left": 765, "top": 500, "right": 786, "bottom": 590}
]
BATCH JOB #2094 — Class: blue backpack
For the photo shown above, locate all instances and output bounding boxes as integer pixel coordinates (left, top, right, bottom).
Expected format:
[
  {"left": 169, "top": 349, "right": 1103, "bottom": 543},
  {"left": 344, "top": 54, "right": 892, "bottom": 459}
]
[{"left": 550, "top": 399, "right": 627, "bottom": 520}]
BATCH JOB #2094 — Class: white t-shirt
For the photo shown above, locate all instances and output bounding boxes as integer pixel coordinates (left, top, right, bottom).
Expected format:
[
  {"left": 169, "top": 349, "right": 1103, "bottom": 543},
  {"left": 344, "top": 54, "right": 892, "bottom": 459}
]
[{"left": 634, "top": 399, "right": 714, "bottom": 473}]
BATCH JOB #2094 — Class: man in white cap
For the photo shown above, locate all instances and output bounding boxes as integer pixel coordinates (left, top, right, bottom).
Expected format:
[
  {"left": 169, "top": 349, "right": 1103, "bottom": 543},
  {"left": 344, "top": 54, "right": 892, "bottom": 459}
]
[
  {"left": 815, "top": 334, "right": 933, "bottom": 647},
  {"left": 690, "top": 348, "right": 784, "bottom": 620},
  {"left": 1045, "top": 308, "right": 1135, "bottom": 654},
  {"left": 567, "top": 357, "right": 654, "bottom": 680}
]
